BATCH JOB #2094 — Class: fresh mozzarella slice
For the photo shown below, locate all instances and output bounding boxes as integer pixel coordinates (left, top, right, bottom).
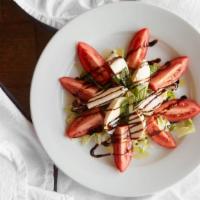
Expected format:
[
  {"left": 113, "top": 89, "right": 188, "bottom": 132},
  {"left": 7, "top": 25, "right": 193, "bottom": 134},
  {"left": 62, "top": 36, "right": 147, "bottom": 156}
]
[
  {"left": 87, "top": 86, "right": 128, "bottom": 109},
  {"left": 104, "top": 97, "right": 126, "bottom": 132},
  {"left": 136, "top": 90, "right": 167, "bottom": 115},
  {"left": 110, "top": 58, "right": 129, "bottom": 77},
  {"left": 107, "top": 51, "right": 129, "bottom": 77},
  {"left": 129, "top": 112, "right": 146, "bottom": 139},
  {"left": 132, "top": 61, "right": 150, "bottom": 85}
]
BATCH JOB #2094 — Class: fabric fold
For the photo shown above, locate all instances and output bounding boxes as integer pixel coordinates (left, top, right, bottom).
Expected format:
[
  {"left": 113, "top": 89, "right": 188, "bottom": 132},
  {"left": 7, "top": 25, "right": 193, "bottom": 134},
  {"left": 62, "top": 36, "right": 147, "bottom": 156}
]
[
  {"left": 13, "top": 0, "right": 119, "bottom": 29},
  {"left": 0, "top": 87, "right": 72, "bottom": 200}
]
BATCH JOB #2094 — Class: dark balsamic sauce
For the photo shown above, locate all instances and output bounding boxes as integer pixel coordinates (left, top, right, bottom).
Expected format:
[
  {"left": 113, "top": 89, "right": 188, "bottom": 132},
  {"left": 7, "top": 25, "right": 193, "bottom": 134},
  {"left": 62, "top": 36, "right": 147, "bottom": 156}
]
[
  {"left": 164, "top": 61, "right": 171, "bottom": 66},
  {"left": 90, "top": 144, "right": 111, "bottom": 158},
  {"left": 148, "top": 39, "right": 158, "bottom": 47},
  {"left": 88, "top": 87, "right": 123, "bottom": 103},
  {"left": 90, "top": 129, "right": 132, "bottom": 158},
  {"left": 180, "top": 95, "right": 188, "bottom": 100},
  {"left": 90, "top": 140, "right": 112, "bottom": 158},
  {"left": 148, "top": 58, "right": 161, "bottom": 65}
]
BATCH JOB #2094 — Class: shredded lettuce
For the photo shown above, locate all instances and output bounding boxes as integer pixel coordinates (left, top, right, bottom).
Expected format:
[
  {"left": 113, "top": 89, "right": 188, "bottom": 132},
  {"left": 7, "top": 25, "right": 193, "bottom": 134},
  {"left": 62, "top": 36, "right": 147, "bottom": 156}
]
[
  {"left": 125, "top": 91, "right": 135, "bottom": 104},
  {"left": 65, "top": 107, "right": 77, "bottom": 125},
  {"left": 92, "top": 132, "right": 109, "bottom": 145},
  {"left": 130, "top": 85, "right": 149, "bottom": 103},
  {"left": 111, "top": 48, "right": 125, "bottom": 58},
  {"left": 80, "top": 135, "right": 92, "bottom": 145},
  {"left": 133, "top": 137, "right": 150, "bottom": 159},
  {"left": 157, "top": 115, "right": 170, "bottom": 131},
  {"left": 170, "top": 119, "right": 195, "bottom": 138},
  {"left": 149, "top": 63, "right": 160, "bottom": 75},
  {"left": 115, "top": 48, "right": 125, "bottom": 58},
  {"left": 165, "top": 90, "right": 176, "bottom": 100},
  {"left": 80, "top": 132, "right": 110, "bottom": 145}
]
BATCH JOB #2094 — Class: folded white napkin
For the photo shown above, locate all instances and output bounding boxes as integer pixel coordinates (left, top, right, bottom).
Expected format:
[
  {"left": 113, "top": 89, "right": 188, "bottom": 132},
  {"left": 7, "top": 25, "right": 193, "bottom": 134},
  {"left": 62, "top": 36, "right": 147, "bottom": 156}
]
[
  {"left": 0, "top": 87, "right": 72, "bottom": 200},
  {"left": 3, "top": 0, "right": 200, "bottom": 199},
  {"left": 13, "top": 0, "right": 119, "bottom": 29}
]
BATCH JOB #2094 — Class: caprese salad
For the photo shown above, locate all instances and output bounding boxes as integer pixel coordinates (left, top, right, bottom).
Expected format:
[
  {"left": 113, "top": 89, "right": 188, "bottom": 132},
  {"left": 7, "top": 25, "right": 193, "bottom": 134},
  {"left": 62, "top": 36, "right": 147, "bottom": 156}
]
[{"left": 59, "top": 28, "right": 200, "bottom": 172}]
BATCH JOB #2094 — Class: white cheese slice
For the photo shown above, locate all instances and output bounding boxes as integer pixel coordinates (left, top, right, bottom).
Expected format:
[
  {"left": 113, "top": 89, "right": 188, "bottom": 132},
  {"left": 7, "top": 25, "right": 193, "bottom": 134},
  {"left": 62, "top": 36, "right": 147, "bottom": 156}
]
[
  {"left": 110, "top": 58, "right": 129, "bottom": 76},
  {"left": 132, "top": 61, "right": 150, "bottom": 85},
  {"left": 128, "top": 112, "right": 146, "bottom": 139},
  {"left": 137, "top": 90, "right": 167, "bottom": 115},
  {"left": 104, "top": 97, "right": 126, "bottom": 132},
  {"left": 87, "top": 86, "right": 128, "bottom": 109}
]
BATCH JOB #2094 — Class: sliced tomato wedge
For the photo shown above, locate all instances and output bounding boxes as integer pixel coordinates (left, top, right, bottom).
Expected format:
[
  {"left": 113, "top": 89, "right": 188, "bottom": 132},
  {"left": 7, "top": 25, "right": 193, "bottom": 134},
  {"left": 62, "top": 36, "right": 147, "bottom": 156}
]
[
  {"left": 67, "top": 108, "right": 104, "bottom": 138},
  {"left": 155, "top": 99, "right": 200, "bottom": 122},
  {"left": 152, "top": 131, "right": 176, "bottom": 149},
  {"left": 146, "top": 116, "right": 176, "bottom": 148},
  {"left": 77, "top": 42, "right": 111, "bottom": 84},
  {"left": 113, "top": 125, "right": 132, "bottom": 172},
  {"left": 154, "top": 99, "right": 177, "bottom": 114},
  {"left": 126, "top": 28, "right": 150, "bottom": 69},
  {"left": 146, "top": 115, "right": 161, "bottom": 136},
  {"left": 59, "top": 77, "right": 99, "bottom": 102},
  {"left": 150, "top": 56, "right": 188, "bottom": 91}
]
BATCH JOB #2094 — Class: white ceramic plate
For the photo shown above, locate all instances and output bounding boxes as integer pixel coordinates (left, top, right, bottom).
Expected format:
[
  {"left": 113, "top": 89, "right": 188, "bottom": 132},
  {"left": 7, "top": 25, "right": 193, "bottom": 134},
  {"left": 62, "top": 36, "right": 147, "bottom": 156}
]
[{"left": 31, "top": 1, "right": 200, "bottom": 197}]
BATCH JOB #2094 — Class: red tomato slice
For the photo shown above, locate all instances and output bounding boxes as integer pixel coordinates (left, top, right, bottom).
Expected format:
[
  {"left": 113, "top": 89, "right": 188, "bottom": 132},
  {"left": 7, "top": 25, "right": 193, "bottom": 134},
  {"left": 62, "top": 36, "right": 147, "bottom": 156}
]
[
  {"left": 150, "top": 56, "right": 188, "bottom": 91},
  {"left": 152, "top": 131, "right": 176, "bottom": 149},
  {"left": 146, "top": 115, "right": 161, "bottom": 136},
  {"left": 113, "top": 125, "right": 132, "bottom": 172},
  {"left": 146, "top": 116, "right": 176, "bottom": 149},
  {"left": 126, "top": 28, "right": 150, "bottom": 69},
  {"left": 77, "top": 42, "right": 111, "bottom": 84},
  {"left": 154, "top": 100, "right": 177, "bottom": 114},
  {"left": 155, "top": 99, "right": 200, "bottom": 122},
  {"left": 59, "top": 77, "right": 99, "bottom": 102},
  {"left": 67, "top": 108, "right": 104, "bottom": 138}
]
